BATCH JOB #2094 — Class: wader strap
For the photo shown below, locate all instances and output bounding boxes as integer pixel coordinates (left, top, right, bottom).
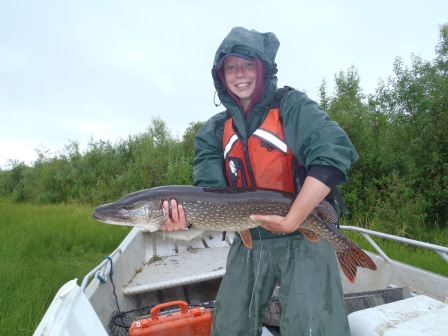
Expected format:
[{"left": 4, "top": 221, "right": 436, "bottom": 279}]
[{"left": 333, "top": 187, "right": 349, "bottom": 215}]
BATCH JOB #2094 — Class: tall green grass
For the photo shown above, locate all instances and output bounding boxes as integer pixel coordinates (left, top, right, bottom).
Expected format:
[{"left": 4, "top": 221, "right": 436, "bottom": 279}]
[
  {"left": 1, "top": 197, "right": 447, "bottom": 336},
  {"left": 0, "top": 197, "right": 130, "bottom": 336}
]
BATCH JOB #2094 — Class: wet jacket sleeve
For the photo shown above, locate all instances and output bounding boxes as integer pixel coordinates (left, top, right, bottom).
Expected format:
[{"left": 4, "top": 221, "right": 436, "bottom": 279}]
[
  {"left": 193, "top": 112, "right": 228, "bottom": 187},
  {"left": 308, "top": 165, "right": 344, "bottom": 189},
  {"left": 280, "top": 90, "right": 359, "bottom": 184}
]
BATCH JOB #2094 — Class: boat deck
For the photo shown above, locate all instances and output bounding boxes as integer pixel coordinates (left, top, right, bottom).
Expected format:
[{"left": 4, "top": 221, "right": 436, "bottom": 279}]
[
  {"left": 122, "top": 230, "right": 235, "bottom": 295},
  {"left": 35, "top": 226, "right": 448, "bottom": 336},
  {"left": 117, "top": 228, "right": 448, "bottom": 335}
]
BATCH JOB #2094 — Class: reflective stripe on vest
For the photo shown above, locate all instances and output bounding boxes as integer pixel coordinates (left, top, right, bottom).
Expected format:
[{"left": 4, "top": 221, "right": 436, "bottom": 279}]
[
  {"left": 223, "top": 129, "right": 287, "bottom": 159},
  {"left": 252, "top": 129, "right": 287, "bottom": 154},
  {"left": 223, "top": 134, "right": 239, "bottom": 159}
]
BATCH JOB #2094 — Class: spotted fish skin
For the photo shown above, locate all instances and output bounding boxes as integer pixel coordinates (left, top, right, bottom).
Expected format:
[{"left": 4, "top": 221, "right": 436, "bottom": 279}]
[
  {"left": 93, "top": 185, "right": 376, "bottom": 283},
  {"left": 93, "top": 186, "right": 293, "bottom": 232}
]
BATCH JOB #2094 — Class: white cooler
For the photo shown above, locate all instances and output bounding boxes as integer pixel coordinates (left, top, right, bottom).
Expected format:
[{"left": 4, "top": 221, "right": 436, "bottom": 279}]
[{"left": 348, "top": 295, "right": 448, "bottom": 336}]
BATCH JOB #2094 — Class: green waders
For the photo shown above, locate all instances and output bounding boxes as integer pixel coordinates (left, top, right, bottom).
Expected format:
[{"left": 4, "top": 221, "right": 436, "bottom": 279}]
[{"left": 211, "top": 233, "right": 350, "bottom": 336}]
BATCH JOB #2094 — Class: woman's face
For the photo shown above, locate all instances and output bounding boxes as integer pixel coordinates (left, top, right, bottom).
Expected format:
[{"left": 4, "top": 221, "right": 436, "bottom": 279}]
[{"left": 223, "top": 56, "right": 257, "bottom": 109}]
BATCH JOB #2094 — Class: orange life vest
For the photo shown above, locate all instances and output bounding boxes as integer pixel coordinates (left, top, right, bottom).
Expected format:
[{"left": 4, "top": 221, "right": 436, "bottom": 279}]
[{"left": 222, "top": 106, "right": 302, "bottom": 193}]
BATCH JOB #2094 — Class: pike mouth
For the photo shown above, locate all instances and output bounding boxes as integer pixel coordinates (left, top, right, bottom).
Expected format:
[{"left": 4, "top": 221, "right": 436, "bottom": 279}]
[
  {"left": 92, "top": 210, "right": 131, "bottom": 225},
  {"left": 92, "top": 204, "right": 131, "bottom": 224}
]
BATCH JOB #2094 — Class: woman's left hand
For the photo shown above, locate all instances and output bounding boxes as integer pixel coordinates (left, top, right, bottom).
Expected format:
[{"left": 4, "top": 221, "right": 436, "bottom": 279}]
[
  {"left": 251, "top": 176, "right": 331, "bottom": 235},
  {"left": 250, "top": 214, "right": 300, "bottom": 234}
]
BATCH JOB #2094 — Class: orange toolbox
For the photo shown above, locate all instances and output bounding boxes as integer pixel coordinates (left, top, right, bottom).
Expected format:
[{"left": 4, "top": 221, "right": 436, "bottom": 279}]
[{"left": 129, "top": 300, "right": 213, "bottom": 336}]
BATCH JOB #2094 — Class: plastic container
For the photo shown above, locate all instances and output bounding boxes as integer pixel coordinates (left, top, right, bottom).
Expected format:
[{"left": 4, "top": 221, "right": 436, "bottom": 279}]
[{"left": 129, "top": 301, "right": 213, "bottom": 336}]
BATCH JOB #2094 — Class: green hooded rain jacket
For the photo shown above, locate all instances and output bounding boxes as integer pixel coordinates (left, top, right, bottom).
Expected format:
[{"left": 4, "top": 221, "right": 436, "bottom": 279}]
[{"left": 193, "top": 27, "right": 354, "bottom": 336}]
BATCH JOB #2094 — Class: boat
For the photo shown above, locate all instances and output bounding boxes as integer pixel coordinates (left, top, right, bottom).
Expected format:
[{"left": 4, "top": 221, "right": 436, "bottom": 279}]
[{"left": 34, "top": 225, "right": 448, "bottom": 336}]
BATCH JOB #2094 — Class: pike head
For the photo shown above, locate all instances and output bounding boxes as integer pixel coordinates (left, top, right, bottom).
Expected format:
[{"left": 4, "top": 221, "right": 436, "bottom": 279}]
[{"left": 92, "top": 190, "right": 165, "bottom": 232}]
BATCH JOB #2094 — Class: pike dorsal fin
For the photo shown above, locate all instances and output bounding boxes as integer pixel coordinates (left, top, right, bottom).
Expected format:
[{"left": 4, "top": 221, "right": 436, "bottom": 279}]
[
  {"left": 298, "top": 228, "right": 322, "bottom": 242},
  {"left": 239, "top": 230, "right": 253, "bottom": 249}
]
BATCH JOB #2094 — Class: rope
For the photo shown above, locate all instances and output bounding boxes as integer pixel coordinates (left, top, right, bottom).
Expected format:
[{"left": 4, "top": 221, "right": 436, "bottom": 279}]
[
  {"left": 97, "top": 256, "right": 122, "bottom": 315},
  {"left": 248, "top": 227, "right": 263, "bottom": 318}
]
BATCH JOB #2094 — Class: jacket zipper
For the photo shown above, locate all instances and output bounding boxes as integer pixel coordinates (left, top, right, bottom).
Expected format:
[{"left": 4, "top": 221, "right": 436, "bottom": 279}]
[{"left": 242, "top": 139, "right": 256, "bottom": 187}]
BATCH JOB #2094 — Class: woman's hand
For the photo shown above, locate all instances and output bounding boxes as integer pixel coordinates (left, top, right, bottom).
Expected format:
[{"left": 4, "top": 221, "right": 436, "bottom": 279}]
[
  {"left": 160, "top": 199, "right": 189, "bottom": 231},
  {"left": 250, "top": 214, "right": 299, "bottom": 234},
  {"left": 250, "top": 176, "right": 331, "bottom": 235}
]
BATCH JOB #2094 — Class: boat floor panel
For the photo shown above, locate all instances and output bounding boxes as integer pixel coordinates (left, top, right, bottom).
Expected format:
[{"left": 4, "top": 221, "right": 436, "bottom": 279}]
[{"left": 123, "top": 246, "right": 229, "bottom": 295}]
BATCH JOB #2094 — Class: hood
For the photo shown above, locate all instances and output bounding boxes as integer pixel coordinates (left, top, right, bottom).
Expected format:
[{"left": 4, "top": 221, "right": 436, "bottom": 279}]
[{"left": 211, "top": 27, "right": 280, "bottom": 138}]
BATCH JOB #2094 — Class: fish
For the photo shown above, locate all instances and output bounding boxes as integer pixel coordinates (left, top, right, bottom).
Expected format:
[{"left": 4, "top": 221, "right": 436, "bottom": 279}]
[{"left": 92, "top": 185, "right": 376, "bottom": 283}]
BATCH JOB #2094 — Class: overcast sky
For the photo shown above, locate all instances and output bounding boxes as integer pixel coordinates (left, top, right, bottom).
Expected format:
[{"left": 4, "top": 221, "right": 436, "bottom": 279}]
[{"left": 1, "top": 0, "right": 447, "bottom": 169}]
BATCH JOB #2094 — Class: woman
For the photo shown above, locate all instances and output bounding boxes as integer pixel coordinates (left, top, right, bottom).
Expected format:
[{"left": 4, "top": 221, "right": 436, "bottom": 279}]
[{"left": 163, "top": 27, "right": 357, "bottom": 335}]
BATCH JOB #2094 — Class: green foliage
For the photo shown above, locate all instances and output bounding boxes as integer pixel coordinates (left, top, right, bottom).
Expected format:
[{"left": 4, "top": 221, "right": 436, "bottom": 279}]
[
  {"left": 368, "top": 25, "right": 448, "bottom": 227},
  {"left": 320, "top": 24, "right": 448, "bottom": 231},
  {"left": 0, "top": 117, "right": 202, "bottom": 205},
  {"left": 182, "top": 121, "right": 206, "bottom": 159}
]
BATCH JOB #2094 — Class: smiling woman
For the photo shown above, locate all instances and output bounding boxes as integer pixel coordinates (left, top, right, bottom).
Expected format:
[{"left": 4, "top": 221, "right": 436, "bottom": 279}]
[
  {"left": 215, "top": 50, "right": 267, "bottom": 115},
  {"left": 221, "top": 55, "right": 257, "bottom": 109}
]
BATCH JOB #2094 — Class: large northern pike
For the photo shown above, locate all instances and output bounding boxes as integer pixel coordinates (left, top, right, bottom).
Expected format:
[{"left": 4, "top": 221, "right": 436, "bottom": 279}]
[{"left": 93, "top": 185, "right": 376, "bottom": 284}]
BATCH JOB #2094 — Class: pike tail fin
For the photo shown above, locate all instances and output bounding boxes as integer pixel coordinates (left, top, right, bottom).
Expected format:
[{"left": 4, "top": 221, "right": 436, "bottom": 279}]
[{"left": 337, "top": 246, "right": 377, "bottom": 284}]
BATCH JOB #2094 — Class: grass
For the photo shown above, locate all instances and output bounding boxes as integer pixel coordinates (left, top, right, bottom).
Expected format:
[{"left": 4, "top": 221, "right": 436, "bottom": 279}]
[
  {"left": 0, "top": 197, "right": 130, "bottom": 336},
  {"left": 0, "top": 197, "right": 447, "bottom": 335}
]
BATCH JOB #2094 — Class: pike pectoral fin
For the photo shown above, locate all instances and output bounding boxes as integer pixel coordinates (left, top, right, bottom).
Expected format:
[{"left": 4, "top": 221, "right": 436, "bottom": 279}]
[
  {"left": 298, "top": 228, "right": 322, "bottom": 242},
  {"left": 239, "top": 230, "right": 253, "bottom": 249}
]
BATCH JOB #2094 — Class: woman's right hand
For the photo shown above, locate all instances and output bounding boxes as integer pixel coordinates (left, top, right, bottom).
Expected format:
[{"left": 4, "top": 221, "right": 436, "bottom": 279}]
[{"left": 160, "top": 199, "right": 189, "bottom": 231}]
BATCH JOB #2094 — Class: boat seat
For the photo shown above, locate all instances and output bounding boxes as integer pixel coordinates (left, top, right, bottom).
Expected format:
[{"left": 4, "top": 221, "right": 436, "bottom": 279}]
[
  {"left": 263, "top": 286, "right": 413, "bottom": 326},
  {"left": 344, "top": 286, "right": 412, "bottom": 314},
  {"left": 122, "top": 230, "right": 234, "bottom": 296}
]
